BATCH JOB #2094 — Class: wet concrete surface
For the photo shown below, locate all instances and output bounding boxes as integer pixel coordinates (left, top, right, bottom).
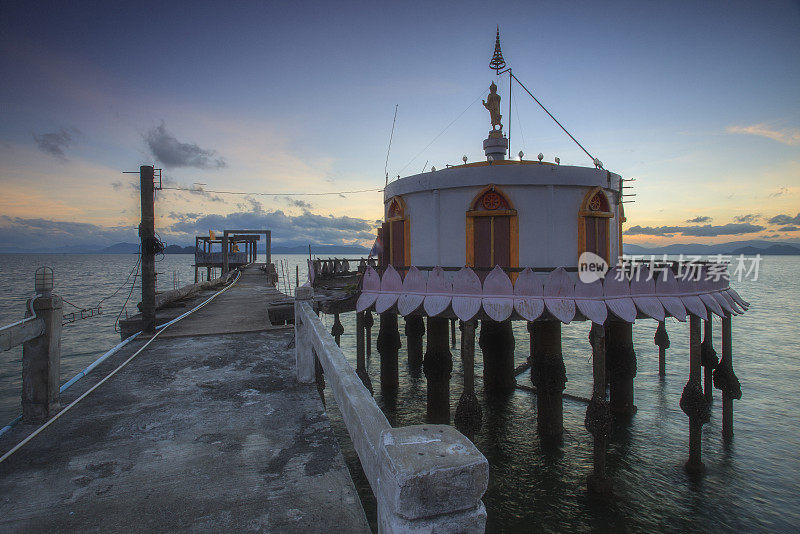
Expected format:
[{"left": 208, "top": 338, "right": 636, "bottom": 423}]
[{"left": 0, "top": 266, "right": 369, "bottom": 533}]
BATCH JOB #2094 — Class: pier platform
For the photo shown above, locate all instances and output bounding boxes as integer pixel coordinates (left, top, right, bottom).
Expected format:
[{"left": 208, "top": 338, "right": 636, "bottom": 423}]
[{"left": 0, "top": 265, "right": 369, "bottom": 533}]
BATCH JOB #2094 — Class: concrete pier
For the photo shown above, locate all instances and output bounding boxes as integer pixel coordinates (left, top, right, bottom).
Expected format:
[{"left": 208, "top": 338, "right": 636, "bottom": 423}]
[
  {"left": 0, "top": 266, "right": 369, "bottom": 532},
  {"left": 424, "top": 317, "right": 452, "bottom": 425}
]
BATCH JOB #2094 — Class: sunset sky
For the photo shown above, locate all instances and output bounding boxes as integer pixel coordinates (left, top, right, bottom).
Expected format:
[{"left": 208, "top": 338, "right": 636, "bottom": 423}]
[{"left": 1, "top": 1, "right": 798, "bottom": 250}]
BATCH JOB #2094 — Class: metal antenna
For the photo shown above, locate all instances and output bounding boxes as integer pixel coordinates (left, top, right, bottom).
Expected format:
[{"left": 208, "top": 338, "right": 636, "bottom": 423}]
[{"left": 384, "top": 104, "right": 398, "bottom": 186}]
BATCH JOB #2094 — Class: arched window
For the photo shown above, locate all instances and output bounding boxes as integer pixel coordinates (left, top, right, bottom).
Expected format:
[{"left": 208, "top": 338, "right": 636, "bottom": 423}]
[
  {"left": 466, "top": 185, "right": 519, "bottom": 275},
  {"left": 380, "top": 196, "right": 409, "bottom": 267},
  {"left": 578, "top": 187, "right": 613, "bottom": 262}
]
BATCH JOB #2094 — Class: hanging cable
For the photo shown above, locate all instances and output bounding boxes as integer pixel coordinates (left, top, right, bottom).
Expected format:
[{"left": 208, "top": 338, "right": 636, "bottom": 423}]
[
  {"left": 160, "top": 186, "right": 382, "bottom": 196},
  {"left": 511, "top": 72, "right": 600, "bottom": 167},
  {"left": 396, "top": 88, "right": 486, "bottom": 176}
]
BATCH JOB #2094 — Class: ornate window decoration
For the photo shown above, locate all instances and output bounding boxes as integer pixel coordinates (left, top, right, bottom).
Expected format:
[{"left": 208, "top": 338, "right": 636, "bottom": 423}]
[
  {"left": 382, "top": 196, "right": 409, "bottom": 267},
  {"left": 466, "top": 185, "right": 519, "bottom": 272},
  {"left": 578, "top": 187, "right": 614, "bottom": 262}
]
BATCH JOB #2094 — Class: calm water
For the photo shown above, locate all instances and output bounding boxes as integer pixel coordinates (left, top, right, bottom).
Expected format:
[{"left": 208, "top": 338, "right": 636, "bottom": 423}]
[{"left": 1, "top": 254, "right": 798, "bottom": 532}]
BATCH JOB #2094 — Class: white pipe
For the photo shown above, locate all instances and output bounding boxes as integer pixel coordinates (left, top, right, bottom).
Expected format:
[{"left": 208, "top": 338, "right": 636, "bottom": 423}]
[{"left": 0, "top": 269, "right": 242, "bottom": 453}]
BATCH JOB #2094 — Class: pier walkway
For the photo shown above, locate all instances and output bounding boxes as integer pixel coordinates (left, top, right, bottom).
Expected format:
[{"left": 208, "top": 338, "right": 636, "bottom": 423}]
[{"left": 0, "top": 265, "right": 370, "bottom": 533}]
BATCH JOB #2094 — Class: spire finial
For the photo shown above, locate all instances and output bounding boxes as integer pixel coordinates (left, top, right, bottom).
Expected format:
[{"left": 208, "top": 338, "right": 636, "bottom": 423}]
[{"left": 489, "top": 25, "right": 506, "bottom": 74}]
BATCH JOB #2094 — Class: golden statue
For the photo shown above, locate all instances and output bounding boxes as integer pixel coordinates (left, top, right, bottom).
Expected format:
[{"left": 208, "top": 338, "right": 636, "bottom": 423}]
[{"left": 482, "top": 82, "right": 502, "bottom": 131}]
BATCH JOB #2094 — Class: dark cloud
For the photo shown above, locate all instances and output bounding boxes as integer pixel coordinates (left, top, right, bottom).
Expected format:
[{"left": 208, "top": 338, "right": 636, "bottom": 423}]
[
  {"left": 625, "top": 223, "right": 764, "bottom": 237},
  {"left": 733, "top": 214, "right": 760, "bottom": 223},
  {"left": 280, "top": 196, "right": 313, "bottom": 210},
  {"left": 768, "top": 213, "right": 800, "bottom": 225},
  {"left": 33, "top": 128, "right": 79, "bottom": 159},
  {"left": 769, "top": 186, "right": 789, "bottom": 197},
  {"left": 685, "top": 215, "right": 712, "bottom": 223},
  {"left": 779, "top": 226, "right": 799, "bottom": 232},
  {"left": 111, "top": 181, "right": 123, "bottom": 190},
  {"left": 166, "top": 207, "right": 374, "bottom": 247},
  {"left": 145, "top": 123, "right": 226, "bottom": 169},
  {"left": 0, "top": 215, "right": 136, "bottom": 251}
]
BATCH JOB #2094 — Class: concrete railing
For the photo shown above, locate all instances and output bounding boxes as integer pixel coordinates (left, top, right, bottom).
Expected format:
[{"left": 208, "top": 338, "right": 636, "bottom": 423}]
[{"left": 294, "top": 287, "right": 489, "bottom": 533}]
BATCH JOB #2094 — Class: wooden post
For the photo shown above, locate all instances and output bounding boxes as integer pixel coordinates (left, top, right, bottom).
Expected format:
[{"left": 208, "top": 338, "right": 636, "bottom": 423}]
[
  {"left": 139, "top": 165, "right": 156, "bottom": 333},
  {"left": 701, "top": 319, "right": 718, "bottom": 403},
  {"left": 296, "top": 265, "right": 299, "bottom": 287},
  {"left": 364, "top": 311, "right": 373, "bottom": 357},
  {"left": 331, "top": 313, "right": 344, "bottom": 346},
  {"left": 450, "top": 318, "right": 457, "bottom": 348},
  {"left": 222, "top": 232, "right": 229, "bottom": 275},
  {"left": 424, "top": 317, "right": 452, "bottom": 424},
  {"left": 654, "top": 321, "right": 669, "bottom": 377},
  {"left": 356, "top": 311, "right": 372, "bottom": 393},
  {"left": 681, "top": 315, "right": 708, "bottom": 474},
  {"left": 405, "top": 315, "right": 425, "bottom": 370},
  {"left": 606, "top": 321, "right": 636, "bottom": 415},
  {"left": 479, "top": 320, "right": 516, "bottom": 392},
  {"left": 530, "top": 321, "right": 566, "bottom": 439},
  {"left": 586, "top": 322, "right": 612, "bottom": 496},
  {"left": 454, "top": 319, "right": 482, "bottom": 438},
  {"left": 377, "top": 313, "right": 400, "bottom": 394},
  {"left": 715, "top": 315, "right": 740, "bottom": 441}
]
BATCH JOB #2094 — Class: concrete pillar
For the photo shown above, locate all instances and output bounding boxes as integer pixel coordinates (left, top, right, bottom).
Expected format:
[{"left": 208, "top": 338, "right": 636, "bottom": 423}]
[
  {"left": 356, "top": 311, "right": 373, "bottom": 394},
  {"left": 714, "top": 315, "right": 740, "bottom": 441},
  {"left": 377, "top": 313, "right": 400, "bottom": 394},
  {"left": 364, "top": 311, "right": 374, "bottom": 357},
  {"left": 530, "top": 321, "right": 567, "bottom": 439},
  {"left": 424, "top": 317, "right": 452, "bottom": 425},
  {"left": 701, "top": 319, "right": 718, "bottom": 403},
  {"left": 479, "top": 320, "right": 516, "bottom": 393},
  {"left": 606, "top": 321, "right": 637, "bottom": 416},
  {"left": 654, "top": 321, "right": 669, "bottom": 377},
  {"left": 585, "top": 323, "right": 612, "bottom": 496},
  {"left": 139, "top": 165, "right": 156, "bottom": 333},
  {"left": 450, "top": 318, "right": 457, "bottom": 348},
  {"left": 294, "top": 286, "right": 315, "bottom": 384},
  {"left": 455, "top": 319, "right": 482, "bottom": 439},
  {"left": 22, "top": 294, "right": 63, "bottom": 422},
  {"left": 331, "top": 313, "right": 344, "bottom": 346},
  {"left": 404, "top": 315, "right": 425, "bottom": 370},
  {"left": 681, "top": 315, "right": 709, "bottom": 474}
]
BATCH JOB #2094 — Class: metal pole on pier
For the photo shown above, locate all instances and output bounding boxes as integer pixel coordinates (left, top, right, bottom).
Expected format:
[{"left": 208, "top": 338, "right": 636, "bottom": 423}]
[{"left": 139, "top": 165, "right": 156, "bottom": 333}]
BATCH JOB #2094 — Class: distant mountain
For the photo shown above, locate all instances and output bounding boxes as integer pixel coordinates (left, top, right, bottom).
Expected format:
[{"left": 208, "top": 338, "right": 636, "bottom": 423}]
[
  {"left": 275, "top": 244, "right": 370, "bottom": 255},
  {"left": 98, "top": 243, "right": 140, "bottom": 254},
  {"left": 623, "top": 239, "right": 800, "bottom": 256},
  {"left": 164, "top": 245, "right": 194, "bottom": 254},
  {"left": 729, "top": 244, "right": 800, "bottom": 255}
]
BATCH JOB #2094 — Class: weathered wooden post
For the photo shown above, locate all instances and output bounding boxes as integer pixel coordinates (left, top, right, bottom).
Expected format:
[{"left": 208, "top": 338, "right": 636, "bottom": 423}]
[
  {"left": 455, "top": 319, "right": 482, "bottom": 439},
  {"left": 606, "top": 320, "right": 636, "bottom": 415},
  {"left": 701, "top": 319, "right": 718, "bottom": 403},
  {"left": 356, "top": 311, "right": 373, "bottom": 393},
  {"left": 377, "top": 313, "right": 400, "bottom": 394},
  {"left": 404, "top": 315, "right": 425, "bottom": 369},
  {"left": 530, "top": 320, "right": 567, "bottom": 439},
  {"left": 654, "top": 321, "right": 669, "bottom": 377},
  {"left": 294, "top": 286, "right": 315, "bottom": 383},
  {"left": 586, "top": 323, "right": 612, "bottom": 495},
  {"left": 681, "top": 315, "right": 709, "bottom": 474},
  {"left": 364, "top": 311, "right": 374, "bottom": 357},
  {"left": 331, "top": 313, "right": 344, "bottom": 346},
  {"left": 479, "top": 320, "right": 516, "bottom": 392},
  {"left": 714, "top": 315, "right": 741, "bottom": 441},
  {"left": 222, "top": 232, "right": 230, "bottom": 275},
  {"left": 139, "top": 165, "right": 156, "bottom": 333},
  {"left": 424, "top": 317, "right": 452, "bottom": 424},
  {"left": 450, "top": 318, "right": 457, "bottom": 348},
  {"left": 22, "top": 268, "right": 63, "bottom": 422}
]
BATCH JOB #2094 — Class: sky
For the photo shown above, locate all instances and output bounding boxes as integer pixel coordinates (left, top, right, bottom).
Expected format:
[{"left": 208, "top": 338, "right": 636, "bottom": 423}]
[{"left": 1, "top": 0, "right": 799, "bottom": 250}]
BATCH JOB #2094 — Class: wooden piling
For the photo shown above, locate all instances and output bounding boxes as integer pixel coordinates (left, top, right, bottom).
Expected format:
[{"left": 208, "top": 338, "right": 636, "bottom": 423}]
[
  {"left": 377, "top": 313, "right": 400, "bottom": 394},
  {"left": 139, "top": 165, "right": 156, "bottom": 333},
  {"left": 423, "top": 317, "right": 452, "bottom": 425},
  {"left": 404, "top": 315, "right": 425, "bottom": 369},
  {"left": 530, "top": 321, "right": 566, "bottom": 439},
  {"left": 586, "top": 322, "right": 612, "bottom": 496},
  {"left": 479, "top": 320, "right": 516, "bottom": 392},
  {"left": 606, "top": 321, "right": 636, "bottom": 416},
  {"left": 454, "top": 319, "right": 482, "bottom": 438},
  {"left": 682, "top": 315, "right": 708, "bottom": 474}
]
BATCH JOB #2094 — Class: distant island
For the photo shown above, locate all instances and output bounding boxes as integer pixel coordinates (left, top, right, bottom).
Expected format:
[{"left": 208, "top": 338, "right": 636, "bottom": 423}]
[
  {"left": 623, "top": 239, "right": 800, "bottom": 256},
  {"left": 0, "top": 242, "right": 371, "bottom": 255}
]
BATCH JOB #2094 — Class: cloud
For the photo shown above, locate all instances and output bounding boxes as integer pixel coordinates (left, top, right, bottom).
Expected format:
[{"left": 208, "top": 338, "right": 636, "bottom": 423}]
[
  {"left": 32, "top": 128, "right": 79, "bottom": 159},
  {"left": 778, "top": 226, "right": 799, "bottom": 232},
  {"left": 685, "top": 215, "right": 712, "bottom": 223},
  {"left": 727, "top": 124, "right": 800, "bottom": 146},
  {"left": 145, "top": 122, "right": 226, "bottom": 169},
  {"left": 0, "top": 215, "right": 136, "bottom": 250},
  {"left": 768, "top": 213, "right": 800, "bottom": 225},
  {"left": 769, "top": 186, "right": 789, "bottom": 197},
  {"left": 280, "top": 196, "right": 313, "bottom": 210},
  {"left": 733, "top": 213, "right": 760, "bottom": 223},
  {"left": 111, "top": 181, "right": 123, "bottom": 191},
  {"left": 166, "top": 206, "right": 375, "bottom": 247},
  {"left": 625, "top": 223, "right": 764, "bottom": 237}
]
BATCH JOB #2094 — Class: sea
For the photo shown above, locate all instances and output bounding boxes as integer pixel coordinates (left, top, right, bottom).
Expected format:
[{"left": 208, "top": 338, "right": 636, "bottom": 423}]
[{"left": 1, "top": 253, "right": 798, "bottom": 532}]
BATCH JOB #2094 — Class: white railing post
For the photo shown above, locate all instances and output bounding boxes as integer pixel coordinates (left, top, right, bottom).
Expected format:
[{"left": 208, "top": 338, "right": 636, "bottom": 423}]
[{"left": 294, "top": 286, "right": 315, "bottom": 383}]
